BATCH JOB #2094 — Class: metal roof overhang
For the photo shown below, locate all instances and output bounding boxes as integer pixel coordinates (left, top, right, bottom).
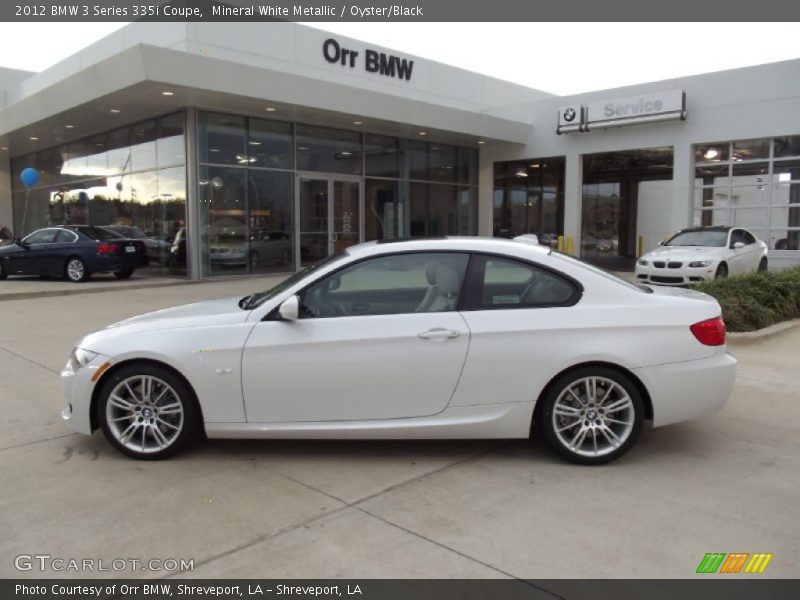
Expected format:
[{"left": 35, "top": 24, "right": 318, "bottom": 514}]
[{"left": 0, "top": 44, "right": 532, "bottom": 155}]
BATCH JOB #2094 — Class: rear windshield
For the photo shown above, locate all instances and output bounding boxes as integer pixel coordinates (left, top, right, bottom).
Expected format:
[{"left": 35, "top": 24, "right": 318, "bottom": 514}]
[
  {"left": 550, "top": 251, "right": 652, "bottom": 293},
  {"left": 666, "top": 230, "right": 728, "bottom": 247}
]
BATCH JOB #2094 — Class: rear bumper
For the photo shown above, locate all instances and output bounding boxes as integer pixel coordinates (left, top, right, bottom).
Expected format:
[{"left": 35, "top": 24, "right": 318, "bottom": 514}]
[{"left": 633, "top": 351, "right": 737, "bottom": 427}]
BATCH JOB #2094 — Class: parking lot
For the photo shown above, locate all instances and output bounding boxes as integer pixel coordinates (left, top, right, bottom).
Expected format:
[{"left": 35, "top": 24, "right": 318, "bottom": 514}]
[{"left": 1, "top": 276, "right": 798, "bottom": 579}]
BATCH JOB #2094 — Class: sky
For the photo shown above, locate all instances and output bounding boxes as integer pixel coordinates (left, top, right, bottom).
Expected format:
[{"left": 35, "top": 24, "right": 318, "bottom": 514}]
[{"left": 0, "top": 22, "right": 797, "bottom": 95}]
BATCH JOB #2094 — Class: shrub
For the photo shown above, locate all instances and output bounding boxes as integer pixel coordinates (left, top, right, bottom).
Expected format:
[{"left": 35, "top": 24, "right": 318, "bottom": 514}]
[{"left": 691, "top": 266, "right": 800, "bottom": 332}]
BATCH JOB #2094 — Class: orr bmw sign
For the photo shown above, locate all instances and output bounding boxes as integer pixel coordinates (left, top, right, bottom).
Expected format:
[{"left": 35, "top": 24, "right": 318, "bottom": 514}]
[
  {"left": 558, "top": 90, "right": 686, "bottom": 134},
  {"left": 323, "top": 38, "right": 414, "bottom": 81}
]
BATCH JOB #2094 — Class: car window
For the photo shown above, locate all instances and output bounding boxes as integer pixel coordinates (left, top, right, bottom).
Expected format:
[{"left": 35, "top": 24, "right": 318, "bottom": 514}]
[
  {"left": 71, "top": 226, "right": 120, "bottom": 241},
  {"left": 742, "top": 230, "right": 757, "bottom": 245},
  {"left": 23, "top": 229, "right": 58, "bottom": 244},
  {"left": 55, "top": 230, "right": 77, "bottom": 243},
  {"left": 730, "top": 229, "right": 747, "bottom": 246},
  {"left": 466, "top": 255, "right": 578, "bottom": 309},
  {"left": 299, "top": 252, "right": 469, "bottom": 318}
]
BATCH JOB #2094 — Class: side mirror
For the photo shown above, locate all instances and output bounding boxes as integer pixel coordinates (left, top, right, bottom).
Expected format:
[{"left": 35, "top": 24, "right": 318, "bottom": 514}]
[
  {"left": 732, "top": 241, "right": 745, "bottom": 249},
  {"left": 14, "top": 239, "right": 29, "bottom": 249},
  {"left": 277, "top": 295, "right": 299, "bottom": 322},
  {"left": 658, "top": 241, "right": 665, "bottom": 246}
]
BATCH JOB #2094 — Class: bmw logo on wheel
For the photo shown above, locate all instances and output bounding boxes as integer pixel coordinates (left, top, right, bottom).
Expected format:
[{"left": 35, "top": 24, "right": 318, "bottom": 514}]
[{"left": 563, "top": 107, "right": 577, "bottom": 122}]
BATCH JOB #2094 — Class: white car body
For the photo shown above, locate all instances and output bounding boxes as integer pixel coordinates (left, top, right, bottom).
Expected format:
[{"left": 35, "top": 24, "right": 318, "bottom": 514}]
[
  {"left": 61, "top": 237, "right": 736, "bottom": 461},
  {"left": 635, "top": 226, "right": 768, "bottom": 286}
]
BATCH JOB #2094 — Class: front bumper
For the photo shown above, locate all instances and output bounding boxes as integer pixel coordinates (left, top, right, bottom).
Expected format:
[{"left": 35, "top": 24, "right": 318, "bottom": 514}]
[
  {"left": 634, "top": 263, "right": 716, "bottom": 286},
  {"left": 633, "top": 350, "right": 737, "bottom": 427},
  {"left": 60, "top": 352, "right": 111, "bottom": 435}
]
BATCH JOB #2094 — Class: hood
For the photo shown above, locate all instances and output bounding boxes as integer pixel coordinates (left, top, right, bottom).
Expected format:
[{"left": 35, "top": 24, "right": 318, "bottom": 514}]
[
  {"left": 107, "top": 296, "right": 250, "bottom": 330},
  {"left": 642, "top": 245, "right": 726, "bottom": 261}
]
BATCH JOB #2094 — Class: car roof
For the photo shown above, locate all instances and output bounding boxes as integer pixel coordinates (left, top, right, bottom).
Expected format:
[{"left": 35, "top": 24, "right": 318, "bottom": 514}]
[
  {"left": 345, "top": 236, "right": 552, "bottom": 258},
  {"left": 675, "top": 226, "right": 732, "bottom": 233}
]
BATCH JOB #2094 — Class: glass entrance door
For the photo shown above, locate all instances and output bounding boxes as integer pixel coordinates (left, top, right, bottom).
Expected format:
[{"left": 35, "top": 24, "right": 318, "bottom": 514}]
[{"left": 298, "top": 176, "right": 362, "bottom": 266}]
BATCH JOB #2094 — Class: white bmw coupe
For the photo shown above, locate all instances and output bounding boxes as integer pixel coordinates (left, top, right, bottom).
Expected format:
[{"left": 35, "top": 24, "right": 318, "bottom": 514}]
[
  {"left": 61, "top": 237, "right": 736, "bottom": 464},
  {"left": 635, "top": 226, "right": 768, "bottom": 286}
]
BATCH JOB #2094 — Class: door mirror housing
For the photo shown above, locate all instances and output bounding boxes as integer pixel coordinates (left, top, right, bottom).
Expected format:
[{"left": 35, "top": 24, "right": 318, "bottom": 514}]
[
  {"left": 278, "top": 295, "right": 300, "bottom": 322},
  {"left": 732, "top": 241, "right": 745, "bottom": 249},
  {"left": 14, "top": 238, "right": 29, "bottom": 249}
]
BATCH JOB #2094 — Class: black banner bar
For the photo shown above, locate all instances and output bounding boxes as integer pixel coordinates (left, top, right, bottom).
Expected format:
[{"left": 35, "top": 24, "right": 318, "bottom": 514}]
[
  {"left": 4, "top": 580, "right": 800, "bottom": 600},
  {"left": 3, "top": 0, "right": 800, "bottom": 22}
]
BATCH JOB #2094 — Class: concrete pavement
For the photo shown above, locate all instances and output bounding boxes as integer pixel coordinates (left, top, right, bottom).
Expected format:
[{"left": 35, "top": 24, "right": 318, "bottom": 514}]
[{"left": 0, "top": 279, "right": 798, "bottom": 579}]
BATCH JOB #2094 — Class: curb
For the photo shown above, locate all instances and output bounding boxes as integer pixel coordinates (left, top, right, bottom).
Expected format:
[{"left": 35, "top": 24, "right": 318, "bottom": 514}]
[{"left": 727, "top": 318, "right": 800, "bottom": 345}]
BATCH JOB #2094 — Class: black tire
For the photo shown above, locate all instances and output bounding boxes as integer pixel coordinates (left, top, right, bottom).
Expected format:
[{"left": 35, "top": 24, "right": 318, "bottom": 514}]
[
  {"left": 0, "top": 262, "right": 6, "bottom": 280},
  {"left": 114, "top": 269, "right": 135, "bottom": 280},
  {"left": 538, "top": 367, "right": 644, "bottom": 465},
  {"left": 758, "top": 257, "right": 768, "bottom": 273},
  {"left": 64, "top": 257, "right": 90, "bottom": 282},
  {"left": 96, "top": 363, "right": 198, "bottom": 460},
  {"left": 715, "top": 263, "right": 728, "bottom": 279}
]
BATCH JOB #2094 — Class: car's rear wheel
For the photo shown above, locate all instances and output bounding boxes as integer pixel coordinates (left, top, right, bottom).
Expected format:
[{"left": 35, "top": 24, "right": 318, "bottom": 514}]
[
  {"left": 114, "top": 269, "right": 135, "bottom": 280},
  {"left": 65, "top": 257, "right": 90, "bottom": 282},
  {"left": 715, "top": 263, "right": 728, "bottom": 279},
  {"left": 758, "top": 257, "right": 768, "bottom": 272},
  {"left": 97, "top": 364, "right": 197, "bottom": 460},
  {"left": 539, "top": 367, "right": 644, "bottom": 465}
]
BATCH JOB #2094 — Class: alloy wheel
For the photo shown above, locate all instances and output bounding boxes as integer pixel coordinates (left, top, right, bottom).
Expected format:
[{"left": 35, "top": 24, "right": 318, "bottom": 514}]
[
  {"left": 67, "top": 259, "right": 85, "bottom": 282},
  {"left": 105, "top": 375, "right": 184, "bottom": 454},
  {"left": 551, "top": 376, "right": 636, "bottom": 458}
]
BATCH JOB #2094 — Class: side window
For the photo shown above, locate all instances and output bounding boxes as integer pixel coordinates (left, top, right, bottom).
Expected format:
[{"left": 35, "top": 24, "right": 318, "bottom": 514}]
[
  {"left": 56, "top": 230, "right": 76, "bottom": 243},
  {"left": 730, "top": 229, "right": 746, "bottom": 247},
  {"left": 467, "top": 255, "right": 578, "bottom": 309},
  {"left": 299, "top": 252, "right": 469, "bottom": 318},
  {"left": 742, "top": 230, "right": 757, "bottom": 245},
  {"left": 22, "top": 229, "right": 58, "bottom": 244}
]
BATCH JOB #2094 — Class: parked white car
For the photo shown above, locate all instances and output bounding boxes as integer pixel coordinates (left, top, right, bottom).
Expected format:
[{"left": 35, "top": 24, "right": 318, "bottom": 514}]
[
  {"left": 61, "top": 237, "right": 736, "bottom": 465},
  {"left": 635, "top": 226, "right": 768, "bottom": 286}
]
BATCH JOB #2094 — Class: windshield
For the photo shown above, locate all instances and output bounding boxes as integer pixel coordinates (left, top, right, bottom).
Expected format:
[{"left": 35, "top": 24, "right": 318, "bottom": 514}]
[
  {"left": 240, "top": 252, "right": 348, "bottom": 310},
  {"left": 550, "top": 250, "right": 652, "bottom": 293},
  {"left": 665, "top": 230, "right": 728, "bottom": 247}
]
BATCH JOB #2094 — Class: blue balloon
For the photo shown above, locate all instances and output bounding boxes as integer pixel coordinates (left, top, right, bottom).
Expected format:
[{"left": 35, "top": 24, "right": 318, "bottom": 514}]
[{"left": 20, "top": 167, "right": 39, "bottom": 188}]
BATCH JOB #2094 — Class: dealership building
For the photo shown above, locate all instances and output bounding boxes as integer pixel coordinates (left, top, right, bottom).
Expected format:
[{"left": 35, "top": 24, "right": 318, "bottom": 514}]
[{"left": 0, "top": 22, "right": 798, "bottom": 278}]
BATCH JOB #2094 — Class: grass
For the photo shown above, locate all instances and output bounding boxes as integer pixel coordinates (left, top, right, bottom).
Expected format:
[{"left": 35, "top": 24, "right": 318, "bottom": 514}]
[{"left": 691, "top": 266, "right": 800, "bottom": 332}]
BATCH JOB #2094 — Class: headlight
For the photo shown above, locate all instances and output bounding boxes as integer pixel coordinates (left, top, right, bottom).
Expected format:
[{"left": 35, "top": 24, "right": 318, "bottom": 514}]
[
  {"left": 69, "top": 347, "right": 98, "bottom": 372},
  {"left": 637, "top": 259, "right": 649, "bottom": 266},
  {"left": 688, "top": 260, "right": 712, "bottom": 268}
]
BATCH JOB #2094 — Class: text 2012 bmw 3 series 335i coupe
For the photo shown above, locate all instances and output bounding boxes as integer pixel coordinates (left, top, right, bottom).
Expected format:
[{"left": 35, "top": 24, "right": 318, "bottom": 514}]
[{"left": 61, "top": 237, "right": 736, "bottom": 464}]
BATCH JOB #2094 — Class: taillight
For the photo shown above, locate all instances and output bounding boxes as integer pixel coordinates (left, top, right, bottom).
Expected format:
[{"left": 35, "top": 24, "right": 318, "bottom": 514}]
[
  {"left": 96, "top": 242, "right": 120, "bottom": 254},
  {"left": 690, "top": 316, "right": 726, "bottom": 346}
]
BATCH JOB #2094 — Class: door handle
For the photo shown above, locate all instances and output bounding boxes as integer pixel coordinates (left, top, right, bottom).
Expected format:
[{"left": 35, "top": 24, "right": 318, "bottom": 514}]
[{"left": 418, "top": 328, "right": 461, "bottom": 340}]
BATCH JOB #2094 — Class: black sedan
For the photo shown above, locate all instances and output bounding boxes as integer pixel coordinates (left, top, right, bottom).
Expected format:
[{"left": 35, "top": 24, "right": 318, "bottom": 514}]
[{"left": 0, "top": 225, "right": 148, "bottom": 282}]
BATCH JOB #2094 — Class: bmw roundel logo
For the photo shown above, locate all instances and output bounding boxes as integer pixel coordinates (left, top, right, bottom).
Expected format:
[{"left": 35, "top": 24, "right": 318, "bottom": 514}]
[{"left": 563, "top": 108, "right": 577, "bottom": 122}]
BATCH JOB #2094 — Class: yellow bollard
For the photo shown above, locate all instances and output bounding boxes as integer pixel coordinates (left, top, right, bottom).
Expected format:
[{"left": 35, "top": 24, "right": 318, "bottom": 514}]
[
  {"left": 566, "top": 235, "right": 574, "bottom": 255},
  {"left": 557, "top": 235, "right": 564, "bottom": 252}
]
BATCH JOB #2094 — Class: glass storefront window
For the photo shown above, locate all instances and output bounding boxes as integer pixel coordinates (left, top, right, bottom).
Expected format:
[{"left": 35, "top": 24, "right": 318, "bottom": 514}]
[
  {"left": 248, "top": 118, "right": 292, "bottom": 170},
  {"left": 199, "top": 166, "right": 247, "bottom": 276},
  {"left": 695, "top": 142, "right": 729, "bottom": 164},
  {"left": 198, "top": 112, "right": 245, "bottom": 166},
  {"left": 248, "top": 170, "right": 294, "bottom": 272},
  {"left": 733, "top": 138, "right": 770, "bottom": 161},
  {"left": 296, "top": 125, "right": 361, "bottom": 174},
  {"left": 365, "top": 179, "right": 402, "bottom": 240},
  {"left": 493, "top": 157, "right": 565, "bottom": 247},
  {"left": 400, "top": 139, "right": 428, "bottom": 180},
  {"left": 774, "top": 136, "right": 800, "bottom": 158},
  {"left": 364, "top": 135, "right": 399, "bottom": 178},
  {"left": 157, "top": 113, "right": 185, "bottom": 168},
  {"left": 107, "top": 128, "right": 131, "bottom": 176},
  {"left": 429, "top": 144, "right": 456, "bottom": 183},
  {"left": 131, "top": 120, "right": 157, "bottom": 172},
  {"left": 85, "top": 133, "right": 108, "bottom": 179}
]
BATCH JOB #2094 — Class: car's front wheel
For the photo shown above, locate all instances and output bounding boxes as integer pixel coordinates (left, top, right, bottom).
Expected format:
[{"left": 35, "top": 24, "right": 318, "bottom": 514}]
[
  {"left": 114, "top": 269, "right": 135, "bottom": 279},
  {"left": 539, "top": 367, "right": 644, "bottom": 465},
  {"left": 0, "top": 261, "right": 6, "bottom": 280},
  {"left": 97, "top": 363, "right": 197, "bottom": 460},
  {"left": 758, "top": 257, "right": 768, "bottom": 272},
  {"left": 715, "top": 263, "right": 728, "bottom": 279}
]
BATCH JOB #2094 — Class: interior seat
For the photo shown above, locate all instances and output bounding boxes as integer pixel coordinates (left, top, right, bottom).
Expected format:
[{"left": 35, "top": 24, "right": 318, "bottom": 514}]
[{"left": 416, "top": 264, "right": 461, "bottom": 312}]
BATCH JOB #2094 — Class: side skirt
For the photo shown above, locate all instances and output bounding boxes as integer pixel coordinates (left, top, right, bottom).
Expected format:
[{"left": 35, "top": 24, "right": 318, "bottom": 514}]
[{"left": 205, "top": 402, "right": 535, "bottom": 440}]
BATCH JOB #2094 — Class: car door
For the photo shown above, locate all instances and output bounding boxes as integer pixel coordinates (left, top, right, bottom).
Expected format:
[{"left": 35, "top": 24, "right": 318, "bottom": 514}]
[
  {"left": 450, "top": 254, "right": 582, "bottom": 409},
  {"left": 241, "top": 252, "right": 471, "bottom": 423},
  {"left": 11, "top": 229, "right": 59, "bottom": 274},
  {"left": 38, "top": 229, "right": 79, "bottom": 275},
  {"left": 740, "top": 230, "right": 762, "bottom": 271},
  {"left": 728, "top": 229, "right": 749, "bottom": 275}
]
